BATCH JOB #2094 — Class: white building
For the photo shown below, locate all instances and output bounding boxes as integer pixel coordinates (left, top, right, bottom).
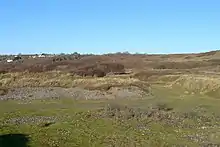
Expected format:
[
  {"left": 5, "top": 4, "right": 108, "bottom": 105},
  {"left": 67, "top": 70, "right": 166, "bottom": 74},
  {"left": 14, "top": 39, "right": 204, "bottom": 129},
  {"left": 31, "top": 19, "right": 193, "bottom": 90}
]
[
  {"left": 38, "top": 54, "right": 46, "bottom": 58},
  {"left": 7, "top": 59, "right": 13, "bottom": 63}
]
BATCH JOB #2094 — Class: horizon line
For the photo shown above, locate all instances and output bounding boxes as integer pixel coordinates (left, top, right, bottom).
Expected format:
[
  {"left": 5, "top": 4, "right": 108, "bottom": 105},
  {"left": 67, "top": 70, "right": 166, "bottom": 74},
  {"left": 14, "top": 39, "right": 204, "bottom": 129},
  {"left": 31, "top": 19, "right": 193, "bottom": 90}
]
[{"left": 0, "top": 49, "right": 219, "bottom": 56}]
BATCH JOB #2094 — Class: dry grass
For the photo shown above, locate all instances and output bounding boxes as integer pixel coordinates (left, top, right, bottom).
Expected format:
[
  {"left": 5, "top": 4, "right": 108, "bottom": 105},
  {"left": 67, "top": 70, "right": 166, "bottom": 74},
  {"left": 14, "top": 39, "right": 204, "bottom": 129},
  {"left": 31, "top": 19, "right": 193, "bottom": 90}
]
[
  {"left": 1, "top": 50, "right": 220, "bottom": 98},
  {"left": 0, "top": 72, "right": 150, "bottom": 92},
  {"left": 165, "top": 75, "right": 220, "bottom": 96},
  {"left": 0, "top": 72, "right": 75, "bottom": 88},
  {"left": 133, "top": 71, "right": 220, "bottom": 98},
  {"left": 2, "top": 71, "right": 220, "bottom": 96},
  {"left": 152, "top": 60, "right": 220, "bottom": 69},
  {"left": 77, "top": 77, "right": 150, "bottom": 92}
]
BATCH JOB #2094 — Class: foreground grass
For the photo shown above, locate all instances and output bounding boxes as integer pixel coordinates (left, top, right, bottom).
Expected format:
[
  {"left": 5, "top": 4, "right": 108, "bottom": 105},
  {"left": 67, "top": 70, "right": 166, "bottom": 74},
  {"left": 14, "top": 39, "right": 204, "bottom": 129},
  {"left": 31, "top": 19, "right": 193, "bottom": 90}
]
[{"left": 1, "top": 86, "right": 220, "bottom": 147}]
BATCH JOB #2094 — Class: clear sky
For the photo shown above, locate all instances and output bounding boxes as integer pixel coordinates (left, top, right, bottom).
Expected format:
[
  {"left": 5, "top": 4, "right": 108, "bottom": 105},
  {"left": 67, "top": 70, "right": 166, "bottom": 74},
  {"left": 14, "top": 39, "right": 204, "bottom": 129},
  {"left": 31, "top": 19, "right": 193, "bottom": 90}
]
[{"left": 0, "top": 0, "right": 220, "bottom": 54}]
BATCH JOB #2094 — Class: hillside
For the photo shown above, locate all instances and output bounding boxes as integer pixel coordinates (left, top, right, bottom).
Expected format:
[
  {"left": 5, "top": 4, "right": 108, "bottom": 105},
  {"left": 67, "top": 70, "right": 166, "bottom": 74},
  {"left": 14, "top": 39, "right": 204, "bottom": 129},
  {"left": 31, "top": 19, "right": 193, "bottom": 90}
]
[{"left": 1, "top": 50, "right": 220, "bottom": 74}]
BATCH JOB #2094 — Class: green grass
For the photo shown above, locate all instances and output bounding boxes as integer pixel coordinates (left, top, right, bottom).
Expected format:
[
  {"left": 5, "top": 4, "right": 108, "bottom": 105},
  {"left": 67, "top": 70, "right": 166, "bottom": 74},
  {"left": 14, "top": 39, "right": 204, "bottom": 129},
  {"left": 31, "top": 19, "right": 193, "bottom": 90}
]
[{"left": 1, "top": 86, "right": 220, "bottom": 147}]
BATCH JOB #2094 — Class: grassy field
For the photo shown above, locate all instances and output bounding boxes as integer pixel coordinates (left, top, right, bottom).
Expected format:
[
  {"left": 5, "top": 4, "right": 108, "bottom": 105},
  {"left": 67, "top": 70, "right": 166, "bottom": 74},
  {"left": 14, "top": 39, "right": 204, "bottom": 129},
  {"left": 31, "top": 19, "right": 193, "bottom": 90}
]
[
  {"left": 1, "top": 84, "right": 220, "bottom": 147},
  {"left": 2, "top": 49, "right": 220, "bottom": 147}
]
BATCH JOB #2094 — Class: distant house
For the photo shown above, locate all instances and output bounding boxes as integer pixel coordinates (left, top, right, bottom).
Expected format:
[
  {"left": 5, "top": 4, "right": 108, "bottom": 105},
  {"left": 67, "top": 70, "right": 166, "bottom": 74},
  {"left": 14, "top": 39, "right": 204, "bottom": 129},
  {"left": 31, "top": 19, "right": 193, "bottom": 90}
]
[
  {"left": 47, "top": 55, "right": 55, "bottom": 57},
  {"left": 27, "top": 54, "right": 38, "bottom": 59},
  {"left": 38, "top": 54, "right": 46, "bottom": 58},
  {"left": 6, "top": 56, "right": 22, "bottom": 63},
  {"left": 13, "top": 56, "right": 22, "bottom": 61},
  {"left": 7, "top": 59, "right": 13, "bottom": 63},
  {"left": 37, "top": 53, "right": 54, "bottom": 58}
]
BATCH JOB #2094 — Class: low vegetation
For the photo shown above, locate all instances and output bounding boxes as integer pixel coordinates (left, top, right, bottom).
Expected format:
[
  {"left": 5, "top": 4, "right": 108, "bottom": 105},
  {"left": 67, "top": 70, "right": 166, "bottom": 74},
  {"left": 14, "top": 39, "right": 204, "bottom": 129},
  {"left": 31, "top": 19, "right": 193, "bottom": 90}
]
[
  {"left": 1, "top": 50, "right": 220, "bottom": 146},
  {"left": 0, "top": 72, "right": 147, "bottom": 89},
  {"left": 1, "top": 87, "right": 220, "bottom": 147},
  {"left": 0, "top": 88, "right": 8, "bottom": 96}
]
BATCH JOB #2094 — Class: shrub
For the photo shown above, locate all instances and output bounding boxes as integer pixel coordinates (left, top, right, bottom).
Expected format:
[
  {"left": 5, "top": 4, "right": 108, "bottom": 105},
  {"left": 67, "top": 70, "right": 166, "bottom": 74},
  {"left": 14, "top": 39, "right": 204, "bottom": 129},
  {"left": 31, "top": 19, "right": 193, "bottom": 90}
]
[
  {"left": 0, "top": 88, "right": 9, "bottom": 96},
  {"left": 98, "top": 63, "right": 125, "bottom": 73}
]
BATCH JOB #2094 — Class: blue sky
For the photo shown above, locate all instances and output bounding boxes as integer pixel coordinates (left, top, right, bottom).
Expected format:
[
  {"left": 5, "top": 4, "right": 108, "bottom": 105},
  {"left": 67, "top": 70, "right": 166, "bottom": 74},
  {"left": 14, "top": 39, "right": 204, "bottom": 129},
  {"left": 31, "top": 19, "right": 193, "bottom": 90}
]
[{"left": 0, "top": 0, "right": 220, "bottom": 54}]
